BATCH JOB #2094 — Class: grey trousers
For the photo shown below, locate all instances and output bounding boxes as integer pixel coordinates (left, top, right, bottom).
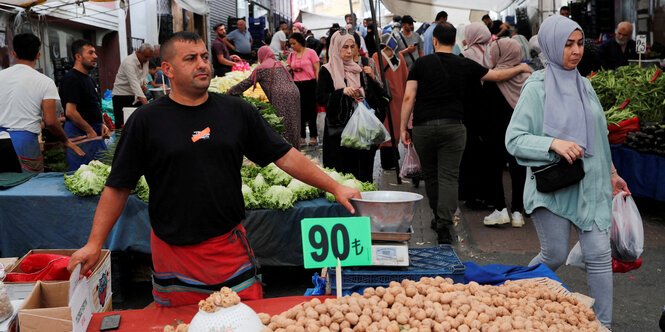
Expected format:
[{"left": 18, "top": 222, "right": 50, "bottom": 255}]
[
  {"left": 412, "top": 124, "right": 466, "bottom": 223},
  {"left": 529, "top": 207, "right": 613, "bottom": 329}
]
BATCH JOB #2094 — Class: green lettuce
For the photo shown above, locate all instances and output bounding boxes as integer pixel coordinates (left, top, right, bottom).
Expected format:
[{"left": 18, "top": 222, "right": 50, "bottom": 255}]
[
  {"left": 287, "top": 179, "right": 321, "bottom": 201},
  {"left": 261, "top": 185, "right": 296, "bottom": 210},
  {"left": 260, "top": 163, "right": 292, "bottom": 186},
  {"left": 250, "top": 173, "right": 269, "bottom": 192},
  {"left": 135, "top": 176, "right": 149, "bottom": 202},
  {"left": 63, "top": 162, "right": 109, "bottom": 196}
]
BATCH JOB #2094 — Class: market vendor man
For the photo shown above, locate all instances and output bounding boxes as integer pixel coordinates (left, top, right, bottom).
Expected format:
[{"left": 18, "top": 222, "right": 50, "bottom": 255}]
[
  {"left": 598, "top": 21, "right": 638, "bottom": 70},
  {"left": 68, "top": 31, "right": 361, "bottom": 306},
  {"left": 111, "top": 43, "right": 154, "bottom": 128},
  {"left": 0, "top": 33, "right": 84, "bottom": 173},
  {"left": 60, "top": 39, "right": 110, "bottom": 171}
]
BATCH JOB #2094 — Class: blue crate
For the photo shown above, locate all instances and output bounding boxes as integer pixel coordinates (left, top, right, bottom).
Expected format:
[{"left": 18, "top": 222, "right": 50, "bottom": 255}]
[{"left": 328, "top": 245, "right": 466, "bottom": 296}]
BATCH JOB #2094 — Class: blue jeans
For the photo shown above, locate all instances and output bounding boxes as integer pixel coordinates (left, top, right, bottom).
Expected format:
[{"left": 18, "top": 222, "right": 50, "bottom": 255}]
[{"left": 529, "top": 207, "right": 613, "bottom": 329}]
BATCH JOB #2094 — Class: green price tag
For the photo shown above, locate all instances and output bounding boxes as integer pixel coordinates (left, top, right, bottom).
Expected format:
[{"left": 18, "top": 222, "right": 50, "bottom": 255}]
[{"left": 301, "top": 217, "right": 373, "bottom": 269}]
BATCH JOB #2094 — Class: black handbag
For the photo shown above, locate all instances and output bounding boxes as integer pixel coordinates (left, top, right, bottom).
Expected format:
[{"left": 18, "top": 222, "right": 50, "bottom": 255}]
[{"left": 531, "top": 159, "right": 585, "bottom": 193}]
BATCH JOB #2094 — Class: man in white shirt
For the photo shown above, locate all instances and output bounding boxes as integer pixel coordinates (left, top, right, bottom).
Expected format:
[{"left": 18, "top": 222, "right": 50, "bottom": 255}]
[
  {"left": 270, "top": 22, "right": 290, "bottom": 56},
  {"left": 0, "top": 33, "right": 83, "bottom": 173},
  {"left": 111, "top": 43, "right": 154, "bottom": 128}
]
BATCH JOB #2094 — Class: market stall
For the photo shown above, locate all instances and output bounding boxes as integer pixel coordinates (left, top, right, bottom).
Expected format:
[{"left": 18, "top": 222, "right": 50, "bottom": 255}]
[
  {"left": 0, "top": 173, "right": 351, "bottom": 266},
  {"left": 589, "top": 65, "right": 665, "bottom": 201}
]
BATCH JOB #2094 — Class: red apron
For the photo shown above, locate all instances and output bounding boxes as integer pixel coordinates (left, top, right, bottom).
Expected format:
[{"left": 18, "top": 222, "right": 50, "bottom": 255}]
[{"left": 151, "top": 224, "right": 263, "bottom": 307}]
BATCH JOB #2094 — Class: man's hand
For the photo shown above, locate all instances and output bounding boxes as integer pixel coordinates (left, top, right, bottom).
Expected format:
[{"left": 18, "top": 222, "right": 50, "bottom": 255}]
[
  {"left": 405, "top": 45, "right": 417, "bottom": 53},
  {"left": 612, "top": 174, "right": 631, "bottom": 197},
  {"left": 67, "top": 244, "right": 101, "bottom": 278},
  {"left": 65, "top": 141, "right": 85, "bottom": 156},
  {"left": 86, "top": 129, "right": 98, "bottom": 139},
  {"left": 331, "top": 184, "right": 362, "bottom": 214},
  {"left": 401, "top": 129, "right": 411, "bottom": 146},
  {"left": 550, "top": 138, "right": 584, "bottom": 164},
  {"left": 101, "top": 124, "right": 111, "bottom": 139}
]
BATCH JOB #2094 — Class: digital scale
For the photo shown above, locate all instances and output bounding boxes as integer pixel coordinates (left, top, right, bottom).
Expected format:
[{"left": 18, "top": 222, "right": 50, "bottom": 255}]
[
  {"left": 350, "top": 191, "right": 424, "bottom": 268},
  {"left": 367, "top": 227, "right": 413, "bottom": 266}
]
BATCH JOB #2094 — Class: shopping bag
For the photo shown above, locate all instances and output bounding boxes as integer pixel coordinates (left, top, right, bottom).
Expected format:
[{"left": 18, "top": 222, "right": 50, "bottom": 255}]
[
  {"left": 399, "top": 143, "right": 423, "bottom": 178},
  {"left": 566, "top": 241, "right": 643, "bottom": 273},
  {"left": 565, "top": 242, "right": 586, "bottom": 271},
  {"left": 340, "top": 102, "right": 390, "bottom": 150},
  {"left": 610, "top": 192, "right": 644, "bottom": 262}
]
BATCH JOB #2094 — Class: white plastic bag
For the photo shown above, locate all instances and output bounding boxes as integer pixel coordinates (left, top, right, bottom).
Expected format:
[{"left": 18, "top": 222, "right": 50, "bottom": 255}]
[
  {"left": 340, "top": 102, "right": 390, "bottom": 150},
  {"left": 399, "top": 143, "right": 423, "bottom": 179},
  {"left": 316, "top": 111, "right": 326, "bottom": 140},
  {"left": 565, "top": 242, "right": 587, "bottom": 271},
  {"left": 610, "top": 192, "right": 644, "bottom": 262}
]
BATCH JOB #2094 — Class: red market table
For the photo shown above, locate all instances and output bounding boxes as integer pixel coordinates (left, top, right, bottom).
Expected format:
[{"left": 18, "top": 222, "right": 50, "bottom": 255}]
[{"left": 87, "top": 296, "right": 333, "bottom": 331}]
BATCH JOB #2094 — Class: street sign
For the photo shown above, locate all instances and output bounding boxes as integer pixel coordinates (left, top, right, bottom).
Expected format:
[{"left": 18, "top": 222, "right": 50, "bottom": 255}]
[
  {"left": 301, "top": 217, "right": 372, "bottom": 269},
  {"left": 636, "top": 35, "right": 647, "bottom": 54}
]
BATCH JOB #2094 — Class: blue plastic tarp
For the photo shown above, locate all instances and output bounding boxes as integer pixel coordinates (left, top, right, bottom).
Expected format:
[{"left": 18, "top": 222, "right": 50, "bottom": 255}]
[
  {"left": 463, "top": 262, "right": 568, "bottom": 290},
  {"left": 611, "top": 144, "right": 665, "bottom": 201},
  {"left": 0, "top": 173, "right": 350, "bottom": 266}
]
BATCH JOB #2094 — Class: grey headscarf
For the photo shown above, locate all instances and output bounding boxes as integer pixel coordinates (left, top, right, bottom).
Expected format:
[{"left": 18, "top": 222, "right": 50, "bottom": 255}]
[{"left": 539, "top": 15, "right": 595, "bottom": 157}]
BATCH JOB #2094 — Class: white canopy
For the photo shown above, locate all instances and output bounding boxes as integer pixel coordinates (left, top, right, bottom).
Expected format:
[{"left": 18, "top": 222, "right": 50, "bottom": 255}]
[
  {"left": 0, "top": 0, "right": 119, "bottom": 30},
  {"left": 296, "top": 10, "right": 345, "bottom": 38},
  {"left": 381, "top": 0, "right": 514, "bottom": 26}
]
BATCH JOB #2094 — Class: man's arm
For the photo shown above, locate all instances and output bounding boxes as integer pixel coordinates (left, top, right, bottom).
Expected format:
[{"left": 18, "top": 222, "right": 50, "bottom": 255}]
[
  {"left": 400, "top": 80, "right": 418, "bottom": 145},
  {"left": 482, "top": 63, "right": 531, "bottom": 82},
  {"left": 274, "top": 148, "right": 361, "bottom": 213},
  {"left": 223, "top": 36, "right": 236, "bottom": 52},
  {"left": 65, "top": 103, "right": 97, "bottom": 138},
  {"left": 128, "top": 64, "right": 148, "bottom": 104},
  {"left": 67, "top": 186, "right": 131, "bottom": 276},
  {"left": 42, "top": 99, "right": 85, "bottom": 156},
  {"left": 216, "top": 53, "right": 236, "bottom": 67}
]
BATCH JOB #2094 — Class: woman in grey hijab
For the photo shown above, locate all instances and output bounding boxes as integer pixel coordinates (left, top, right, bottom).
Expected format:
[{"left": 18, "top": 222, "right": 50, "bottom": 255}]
[{"left": 505, "top": 15, "right": 630, "bottom": 329}]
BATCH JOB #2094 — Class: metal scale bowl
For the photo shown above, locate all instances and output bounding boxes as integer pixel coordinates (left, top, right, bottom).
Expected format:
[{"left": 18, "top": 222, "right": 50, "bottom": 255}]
[{"left": 350, "top": 191, "right": 423, "bottom": 266}]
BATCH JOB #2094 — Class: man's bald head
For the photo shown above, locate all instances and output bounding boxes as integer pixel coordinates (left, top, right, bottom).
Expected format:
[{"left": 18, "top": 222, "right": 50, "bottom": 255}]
[
  {"left": 616, "top": 21, "right": 633, "bottom": 46},
  {"left": 161, "top": 31, "right": 204, "bottom": 62}
]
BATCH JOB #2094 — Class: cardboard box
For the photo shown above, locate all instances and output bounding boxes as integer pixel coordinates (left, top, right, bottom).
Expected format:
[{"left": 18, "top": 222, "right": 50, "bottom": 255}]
[
  {"left": 2, "top": 249, "right": 112, "bottom": 313},
  {"left": 18, "top": 273, "right": 92, "bottom": 332}
]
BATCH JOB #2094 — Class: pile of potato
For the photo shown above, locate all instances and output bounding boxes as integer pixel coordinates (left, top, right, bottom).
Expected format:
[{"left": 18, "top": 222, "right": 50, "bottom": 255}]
[{"left": 257, "top": 277, "right": 602, "bottom": 332}]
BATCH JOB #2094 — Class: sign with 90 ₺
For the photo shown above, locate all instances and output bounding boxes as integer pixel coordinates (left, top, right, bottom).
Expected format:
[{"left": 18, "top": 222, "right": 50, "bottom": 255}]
[{"left": 300, "top": 217, "right": 373, "bottom": 269}]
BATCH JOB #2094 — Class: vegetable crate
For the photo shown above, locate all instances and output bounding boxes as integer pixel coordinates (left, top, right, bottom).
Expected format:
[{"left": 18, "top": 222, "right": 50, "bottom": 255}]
[{"left": 329, "top": 245, "right": 465, "bottom": 296}]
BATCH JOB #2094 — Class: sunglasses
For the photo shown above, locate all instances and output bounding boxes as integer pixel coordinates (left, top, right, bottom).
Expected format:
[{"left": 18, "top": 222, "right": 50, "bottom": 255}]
[{"left": 337, "top": 28, "right": 355, "bottom": 36}]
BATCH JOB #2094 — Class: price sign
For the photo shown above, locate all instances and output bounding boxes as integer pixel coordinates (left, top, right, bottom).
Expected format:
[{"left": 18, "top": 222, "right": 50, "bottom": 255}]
[
  {"left": 636, "top": 35, "right": 647, "bottom": 54},
  {"left": 301, "top": 217, "right": 372, "bottom": 269}
]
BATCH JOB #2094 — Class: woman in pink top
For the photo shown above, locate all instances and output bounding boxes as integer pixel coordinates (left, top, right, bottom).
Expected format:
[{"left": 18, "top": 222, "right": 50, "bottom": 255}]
[{"left": 287, "top": 32, "right": 320, "bottom": 147}]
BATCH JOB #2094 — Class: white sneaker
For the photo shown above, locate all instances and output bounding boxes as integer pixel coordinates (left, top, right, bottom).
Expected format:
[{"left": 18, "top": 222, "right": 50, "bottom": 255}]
[
  {"left": 511, "top": 211, "right": 525, "bottom": 228},
  {"left": 483, "top": 208, "right": 510, "bottom": 225}
]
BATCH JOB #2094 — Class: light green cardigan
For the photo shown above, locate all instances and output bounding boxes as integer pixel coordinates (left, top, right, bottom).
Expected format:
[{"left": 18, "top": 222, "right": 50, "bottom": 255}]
[{"left": 505, "top": 70, "right": 613, "bottom": 231}]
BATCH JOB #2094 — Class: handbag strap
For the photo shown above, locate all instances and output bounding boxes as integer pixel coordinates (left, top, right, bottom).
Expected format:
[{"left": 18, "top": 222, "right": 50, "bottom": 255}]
[{"left": 398, "top": 32, "right": 416, "bottom": 64}]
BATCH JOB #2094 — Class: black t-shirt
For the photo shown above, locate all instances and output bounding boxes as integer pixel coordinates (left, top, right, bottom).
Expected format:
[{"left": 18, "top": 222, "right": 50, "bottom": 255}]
[
  {"left": 59, "top": 68, "right": 103, "bottom": 125},
  {"left": 489, "top": 20, "right": 504, "bottom": 36},
  {"left": 105, "top": 93, "right": 292, "bottom": 245},
  {"left": 407, "top": 53, "right": 488, "bottom": 125}
]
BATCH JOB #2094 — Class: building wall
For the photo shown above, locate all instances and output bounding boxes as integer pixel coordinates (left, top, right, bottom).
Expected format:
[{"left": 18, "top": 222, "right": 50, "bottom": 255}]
[{"left": 209, "top": 0, "right": 237, "bottom": 31}]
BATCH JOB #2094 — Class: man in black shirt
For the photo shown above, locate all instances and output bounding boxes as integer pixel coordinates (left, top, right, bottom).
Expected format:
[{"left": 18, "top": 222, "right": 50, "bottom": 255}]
[
  {"left": 400, "top": 23, "right": 530, "bottom": 244},
  {"left": 482, "top": 14, "right": 509, "bottom": 37},
  {"left": 68, "top": 32, "right": 360, "bottom": 306},
  {"left": 59, "top": 39, "right": 109, "bottom": 171},
  {"left": 598, "top": 21, "right": 638, "bottom": 70}
]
